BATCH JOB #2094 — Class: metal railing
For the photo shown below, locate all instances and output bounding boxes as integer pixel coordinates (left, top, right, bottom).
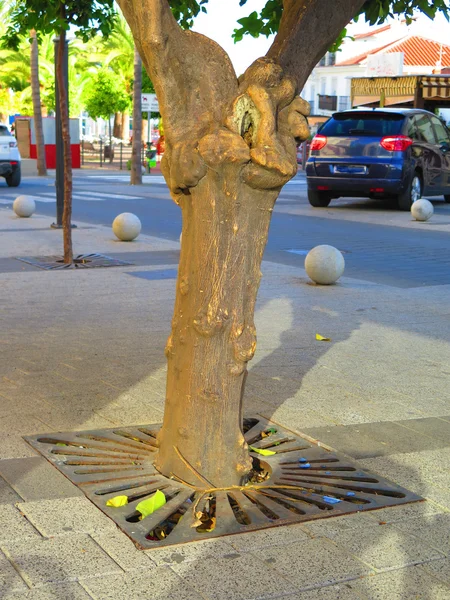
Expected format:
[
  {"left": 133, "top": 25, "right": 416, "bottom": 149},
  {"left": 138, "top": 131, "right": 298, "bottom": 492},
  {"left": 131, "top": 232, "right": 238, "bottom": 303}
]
[{"left": 80, "top": 141, "right": 156, "bottom": 171}]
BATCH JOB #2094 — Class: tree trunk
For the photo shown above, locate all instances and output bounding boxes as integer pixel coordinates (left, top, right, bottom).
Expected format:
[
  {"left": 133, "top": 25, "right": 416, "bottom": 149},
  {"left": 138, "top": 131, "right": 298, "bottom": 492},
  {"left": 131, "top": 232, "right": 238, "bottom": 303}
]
[
  {"left": 155, "top": 169, "right": 280, "bottom": 487},
  {"left": 117, "top": 0, "right": 367, "bottom": 489},
  {"left": 56, "top": 25, "right": 73, "bottom": 264},
  {"left": 30, "top": 30, "right": 47, "bottom": 176},
  {"left": 113, "top": 112, "right": 123, "bottom": 139},
  {"left": 131, "top": 46, "right": 142, "bottom": 185}
]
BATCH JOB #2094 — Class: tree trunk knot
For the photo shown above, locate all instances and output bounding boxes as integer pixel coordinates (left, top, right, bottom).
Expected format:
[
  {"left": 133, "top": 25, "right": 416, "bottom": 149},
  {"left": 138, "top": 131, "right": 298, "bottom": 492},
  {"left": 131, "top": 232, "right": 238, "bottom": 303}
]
[{"left": 193, "top": 307, "right": 229, "bottom": 337}]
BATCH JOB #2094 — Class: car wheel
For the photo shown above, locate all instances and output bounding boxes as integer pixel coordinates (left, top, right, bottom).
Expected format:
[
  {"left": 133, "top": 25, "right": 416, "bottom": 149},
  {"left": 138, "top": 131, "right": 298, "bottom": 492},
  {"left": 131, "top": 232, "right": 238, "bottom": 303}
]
[
  {"left": 444, "top": 194, "right": 450, "bottom": 203},
  {"left": 308, "top": 189, "right": 331, "bottom": 208},
  {"left": 5, "top": 165, "right": 21, "bottom": 187},
  {"left": 397, "top": 173, "right": 421, "bottom": 211}
]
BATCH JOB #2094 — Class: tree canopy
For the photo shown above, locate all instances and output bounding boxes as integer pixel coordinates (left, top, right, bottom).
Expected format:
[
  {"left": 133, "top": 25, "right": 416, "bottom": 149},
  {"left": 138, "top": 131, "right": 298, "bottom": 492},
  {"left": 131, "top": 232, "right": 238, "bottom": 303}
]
[
  {"left": 84, "top": 68, "right": 130, "bottom": 120},
  {"left": 4, "top": 0, "right": 116, "bottom": 47}
]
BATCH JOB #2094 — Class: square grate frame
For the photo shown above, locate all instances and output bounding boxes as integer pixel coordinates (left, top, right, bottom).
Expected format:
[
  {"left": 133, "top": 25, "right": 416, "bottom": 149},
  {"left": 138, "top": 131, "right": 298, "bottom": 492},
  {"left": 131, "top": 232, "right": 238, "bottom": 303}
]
[
  {"left": 25, "top": 417, "right": 422, "bottom": 550},
  {"left": 16, "top": 253, "right": 134, "bottom": 270}
]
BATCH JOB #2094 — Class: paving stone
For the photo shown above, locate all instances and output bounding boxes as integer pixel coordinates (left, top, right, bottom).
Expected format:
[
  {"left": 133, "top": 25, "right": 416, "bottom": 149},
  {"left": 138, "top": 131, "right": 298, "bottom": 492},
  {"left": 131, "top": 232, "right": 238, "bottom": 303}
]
[
  {"left": 391, "top": 417, "right": 450, "bottom": 448},
  {"left": 1, "top": 534, "right": 122, "bottom": 587},
  {"left": 171, "top": 552, "right": 297, "bottom": 599},
  {"left": 351, "top": 565, "right": 450, "bottom": 599},
  {"left": 17, "top": 497, "right": 118, "bottom": 537},
  {"left": 81, "top": 570, "right": 204, "bottom": 600},
  {"left": 0, "top": 434, "right": 38, "bottom": 459},
  {"left": 0, "top": 414, "right": 48, "bottom": 435},
  {"left": 91, "top": 530, "right": 155, "bottom": 572},
  {"left": 0, "top": 550, "right": 28, "bottom": 596},
  {"left": 148, "top": 537, "right": 237, "bottom": 567},
  {"left": 255, "top": 537, "right": 372, "bottom": 591},
  {"left": 0, "top": 475, "right": 21, "bottom": 504},
  {"left": 364, "top": 500, "right": 448, "bottom": 524},
  {"left": 0, "top": 457, "right": 82, "bottom": 501},
  {"left": 0, "top": 504, "right": 40, "bottom": 544},
  {"left": 2, "top": 582, "right": 92, "bottom": 600},
  {"left": 331, "top": 524, "right": 444, "bottom": 571},
  {"left": 301, "top": 512, "right": 381, "bottom": 539},
  {"left": 420, "top": 558, "right": 450, "bottom": 585},
  {"left": 301, "top": 424, "right": 396, "bottom": 459},
  {"left": 283, "top": 581, "right": 365, "bottom": 599},
  {"left": 227, "top": 523, "right": 310, "bottom": 552},
  {"left": 394, "top": 513, "right": 450, "bottom": 556}
]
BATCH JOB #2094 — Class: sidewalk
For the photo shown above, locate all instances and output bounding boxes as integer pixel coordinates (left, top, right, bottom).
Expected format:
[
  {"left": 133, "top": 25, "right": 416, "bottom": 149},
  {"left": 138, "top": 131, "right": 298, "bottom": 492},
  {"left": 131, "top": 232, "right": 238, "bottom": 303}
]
[{"left": 0, "top": 205, "right": 449, "bottom": 599}]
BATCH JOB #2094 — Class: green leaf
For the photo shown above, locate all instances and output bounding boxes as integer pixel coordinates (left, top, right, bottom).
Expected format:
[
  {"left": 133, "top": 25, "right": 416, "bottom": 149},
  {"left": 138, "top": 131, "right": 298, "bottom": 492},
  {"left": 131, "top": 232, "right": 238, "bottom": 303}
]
[
  {"left": 136, "top": 490, "right": 166, "bottom": 519},
  {"left": 249, "top": 446, "right": 276, "bottom": 456},
  {"left": 106, "top": 495, "right": 129, "bottom": 507}
]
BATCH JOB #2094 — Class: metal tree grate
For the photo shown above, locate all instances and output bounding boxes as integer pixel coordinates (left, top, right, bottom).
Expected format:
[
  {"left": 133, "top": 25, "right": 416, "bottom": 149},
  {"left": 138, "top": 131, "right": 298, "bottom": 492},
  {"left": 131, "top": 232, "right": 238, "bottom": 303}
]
[
  {"left": 25, "top": 417, "right": 422, "bottom": 549},
  {"left": 16, "top": 254, "right": 133, "bottom": 270}
]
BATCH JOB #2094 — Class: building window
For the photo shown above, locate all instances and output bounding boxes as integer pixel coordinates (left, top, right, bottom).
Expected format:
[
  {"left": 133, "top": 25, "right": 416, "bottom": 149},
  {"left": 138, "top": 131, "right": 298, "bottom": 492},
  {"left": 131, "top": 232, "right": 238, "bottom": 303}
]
[
  {"left": 327, "top": 52, "right": 336, "bottom": 66},
  {"left": 338, "top": 96, "right": 351, "bottom": 111},
  {"left": 319, "top": 56, "right": 326, "bottom": 67}
]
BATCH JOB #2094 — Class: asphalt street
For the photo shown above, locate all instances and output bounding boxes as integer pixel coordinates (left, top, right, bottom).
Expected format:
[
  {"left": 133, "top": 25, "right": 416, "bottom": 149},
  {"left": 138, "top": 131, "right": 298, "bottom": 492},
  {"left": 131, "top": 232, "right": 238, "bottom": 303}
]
[{"left": 1, "top": 171, "right": 450, "bottom": 288}]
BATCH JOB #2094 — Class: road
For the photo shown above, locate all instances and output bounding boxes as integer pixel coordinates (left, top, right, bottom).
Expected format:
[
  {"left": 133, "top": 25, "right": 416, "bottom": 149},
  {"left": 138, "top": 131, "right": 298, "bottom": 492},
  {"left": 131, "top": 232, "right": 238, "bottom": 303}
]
[{"left": 1, "top": 170, "right": 450, "bottom": 288}]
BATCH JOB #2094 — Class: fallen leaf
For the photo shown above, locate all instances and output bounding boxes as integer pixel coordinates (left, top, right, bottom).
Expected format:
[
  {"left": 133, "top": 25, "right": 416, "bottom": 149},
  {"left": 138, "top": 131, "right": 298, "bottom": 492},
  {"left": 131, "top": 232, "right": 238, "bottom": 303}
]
[
  {"left": 249, "top": 446, "right": 276, "bottom": 456},
  {"left": 197, "top": 517, "right": 216, "bottom": 532},
  {"left": 136, "top": 490, "right": 166, "bottom": 519},
  {"left": 106, "top": 495, "right": 128, "bottom": 508},
  {"left": 55, "top": 443, "right": 67, "bottom": 446},
  {"left": 316, "top": 333, "right": 331, "bottom": 342}
]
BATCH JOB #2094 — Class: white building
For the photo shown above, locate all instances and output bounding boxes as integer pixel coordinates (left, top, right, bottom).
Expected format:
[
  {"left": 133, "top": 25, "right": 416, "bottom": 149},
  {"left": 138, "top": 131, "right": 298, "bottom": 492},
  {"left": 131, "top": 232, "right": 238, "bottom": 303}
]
[{"left": 301, "top": 20, "right": 450, "bottom": 117}]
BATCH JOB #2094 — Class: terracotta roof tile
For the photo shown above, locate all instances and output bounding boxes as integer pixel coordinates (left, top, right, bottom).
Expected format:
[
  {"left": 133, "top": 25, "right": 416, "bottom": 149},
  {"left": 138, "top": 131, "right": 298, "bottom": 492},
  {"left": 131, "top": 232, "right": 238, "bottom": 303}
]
[{"left": 336, "top": 35, "right": 450, "bottom": 67}]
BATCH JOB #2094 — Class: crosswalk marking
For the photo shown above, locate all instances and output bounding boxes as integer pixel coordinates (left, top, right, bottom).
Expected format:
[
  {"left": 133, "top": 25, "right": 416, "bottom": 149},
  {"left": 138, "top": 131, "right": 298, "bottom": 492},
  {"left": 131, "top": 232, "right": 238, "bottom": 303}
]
[
  {"left": 84, "top": 174, "right": 307, "bottom": 186},
  {"left": 74, "top": 191, "right": 142, "bottom": 200}
]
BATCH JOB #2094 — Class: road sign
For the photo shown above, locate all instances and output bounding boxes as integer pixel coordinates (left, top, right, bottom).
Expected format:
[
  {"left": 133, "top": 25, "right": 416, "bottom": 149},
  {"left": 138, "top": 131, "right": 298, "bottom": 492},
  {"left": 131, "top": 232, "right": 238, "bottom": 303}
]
[{"left": 141, "top": 93, "right": 159, "bottom": 113}]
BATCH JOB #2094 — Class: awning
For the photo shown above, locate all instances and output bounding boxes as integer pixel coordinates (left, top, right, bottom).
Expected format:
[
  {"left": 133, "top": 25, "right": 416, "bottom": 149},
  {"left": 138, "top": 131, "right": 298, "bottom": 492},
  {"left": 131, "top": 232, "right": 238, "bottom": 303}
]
[
  {"left": 352, "top": 94, "right": 414, "bottom": 107},
  {"left": 421, "top": 76, "right": 450, "bottom": 99}
]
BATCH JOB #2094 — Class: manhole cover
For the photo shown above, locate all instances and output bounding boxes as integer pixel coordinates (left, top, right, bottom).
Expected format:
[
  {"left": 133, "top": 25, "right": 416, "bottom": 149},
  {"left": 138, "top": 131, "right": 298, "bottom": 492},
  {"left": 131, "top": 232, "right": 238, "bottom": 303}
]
[
  {"left": 16, "top": 254, "right": 133, "bottom": 270},
  {"left": 25, "top": 417, "right": 421, "bottom": 549}
]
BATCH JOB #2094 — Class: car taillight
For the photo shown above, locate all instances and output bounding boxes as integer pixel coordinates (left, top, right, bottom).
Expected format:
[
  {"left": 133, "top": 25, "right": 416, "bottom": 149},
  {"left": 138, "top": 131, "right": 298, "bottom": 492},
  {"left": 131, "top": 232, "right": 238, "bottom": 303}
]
[
  {"left": 10, "top": 161, "right": 18, "bottom": 165},
  {"left": 380, "top": 135, "right": 413, "bottom": 152},
  {"left": 9, "top": 141, "right": 17, "bottom": 148},
  {"left": 310, "top": 134, "right": 327, "bottom": 151}
]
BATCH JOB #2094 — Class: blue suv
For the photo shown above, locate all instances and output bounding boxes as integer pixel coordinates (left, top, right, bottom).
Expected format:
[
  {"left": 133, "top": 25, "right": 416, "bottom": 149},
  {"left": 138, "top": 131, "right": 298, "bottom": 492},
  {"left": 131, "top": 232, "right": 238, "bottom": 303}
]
[{"left": 306, "top": 108, "right": 450, "bottom": 210}]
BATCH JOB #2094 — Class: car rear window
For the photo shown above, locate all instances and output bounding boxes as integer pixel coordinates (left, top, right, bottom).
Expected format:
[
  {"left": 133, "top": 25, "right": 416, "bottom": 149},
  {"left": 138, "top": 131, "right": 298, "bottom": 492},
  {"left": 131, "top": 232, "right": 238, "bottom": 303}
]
[
  {"left": 320, "top": 112, "right": 405, "bottom": 137},
  {"left": 0, "top": 125, "right": 11, "bottom": 136}
]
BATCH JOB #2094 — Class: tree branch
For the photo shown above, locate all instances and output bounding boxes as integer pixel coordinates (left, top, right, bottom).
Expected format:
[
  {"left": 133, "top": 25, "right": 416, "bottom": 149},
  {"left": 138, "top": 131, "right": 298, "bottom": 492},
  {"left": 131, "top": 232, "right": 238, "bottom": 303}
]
[
  {"left": 267, "top": 0, "right": 366, "bottom": 90},
  {"left": 116, "top": 0, "right": 238, "bottom": 142}
]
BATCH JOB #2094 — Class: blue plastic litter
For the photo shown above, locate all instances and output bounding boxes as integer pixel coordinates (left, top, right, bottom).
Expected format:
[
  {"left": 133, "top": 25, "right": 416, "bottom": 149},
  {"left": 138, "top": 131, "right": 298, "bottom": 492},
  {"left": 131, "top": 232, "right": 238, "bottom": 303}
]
[
  {"left": 325, "top": 471, "right": 331, "bottom": 475},
  {"left": 322, "top": 496, "right": 341, "bottom": 504},
  {"left": 346, "top": 492, "right": 356, "bottom": 497},
  {"left": 299, "top": 457, "right": 308, "bottom": 463},
  {"left": 299, "top": 463, "right": 311, "bottom": 469}
]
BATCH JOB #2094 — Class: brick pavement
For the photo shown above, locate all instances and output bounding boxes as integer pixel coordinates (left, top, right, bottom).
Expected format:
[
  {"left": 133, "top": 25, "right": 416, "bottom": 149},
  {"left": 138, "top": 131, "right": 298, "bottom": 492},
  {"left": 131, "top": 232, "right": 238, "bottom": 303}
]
[{"left": 0, "top": 201, "right": 450, "bottom": 599}]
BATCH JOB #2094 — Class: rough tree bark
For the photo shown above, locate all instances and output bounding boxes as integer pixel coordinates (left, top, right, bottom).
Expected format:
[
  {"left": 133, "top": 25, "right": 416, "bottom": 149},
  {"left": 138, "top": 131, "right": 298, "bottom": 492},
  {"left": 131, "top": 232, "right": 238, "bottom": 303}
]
[
  {"left": 56, "top": 23, "right": 73, "bottom": 264},
  {"left": 117, "top": 0, "right": 366, "bottom": 487},
  {"left": 30, "top": 30, "right": 47, "bottom": 176},
  {"left": 113, "top": 112, "right": 123, "bottom": 139},
  {"left": 131, "top": 46, "right": 142, "bottom": 184}
]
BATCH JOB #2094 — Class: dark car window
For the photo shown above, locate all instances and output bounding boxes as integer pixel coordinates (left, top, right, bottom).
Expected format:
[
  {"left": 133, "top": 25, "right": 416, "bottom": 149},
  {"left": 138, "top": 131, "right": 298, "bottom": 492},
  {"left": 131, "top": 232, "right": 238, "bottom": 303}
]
[
  {"left": 430, "top": 115, "right": 450, "bottom": 145},
  {"left": 0, "top": 125, "right": 11, "bottom": 136},
  {"left": 320, "top": 112, "right": 404, "bottom": 137},
  {"left": 412, "top": 114, "right": 437, "bottom": 144}
]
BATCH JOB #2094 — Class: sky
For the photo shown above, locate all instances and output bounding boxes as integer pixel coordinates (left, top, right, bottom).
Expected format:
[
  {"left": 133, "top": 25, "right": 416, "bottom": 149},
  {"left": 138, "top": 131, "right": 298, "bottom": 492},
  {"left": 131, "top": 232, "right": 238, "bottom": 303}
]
[{"left": 192, "top": 2, "right": 450, "bottom": 76}]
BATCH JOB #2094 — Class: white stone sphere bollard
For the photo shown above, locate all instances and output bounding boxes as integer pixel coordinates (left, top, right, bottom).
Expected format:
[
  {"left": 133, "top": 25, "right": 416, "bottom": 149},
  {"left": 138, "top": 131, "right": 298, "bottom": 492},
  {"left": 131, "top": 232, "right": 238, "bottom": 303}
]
[
  {"left": 112, "top": 213, "right": 141, "bottom": 241},
  {"left": 305, "top": 245, "right": 345, "bottom": 285},
  {"left": 411, "top": 199, "right": 433, "bottom": 222},
  {"left": 13, "top": 195, "right": 35, "bottom": 218}
]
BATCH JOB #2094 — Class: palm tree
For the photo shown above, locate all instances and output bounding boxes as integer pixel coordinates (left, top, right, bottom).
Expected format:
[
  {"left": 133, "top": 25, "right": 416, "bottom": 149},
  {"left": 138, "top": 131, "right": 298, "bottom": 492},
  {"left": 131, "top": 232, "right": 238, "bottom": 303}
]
[
  {"left": 131, "top": 46, "right": 142, "bottom": 185},
  {"left": 30, "top": 29, "right": 47, "bottom": 175}
]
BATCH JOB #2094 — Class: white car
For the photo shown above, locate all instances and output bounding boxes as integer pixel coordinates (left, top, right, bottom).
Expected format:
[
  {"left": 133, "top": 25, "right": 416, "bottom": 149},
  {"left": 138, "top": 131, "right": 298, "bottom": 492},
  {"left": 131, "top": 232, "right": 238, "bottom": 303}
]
[{"left": 0, "top": 124, "right": 21, "bottom": 187}]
